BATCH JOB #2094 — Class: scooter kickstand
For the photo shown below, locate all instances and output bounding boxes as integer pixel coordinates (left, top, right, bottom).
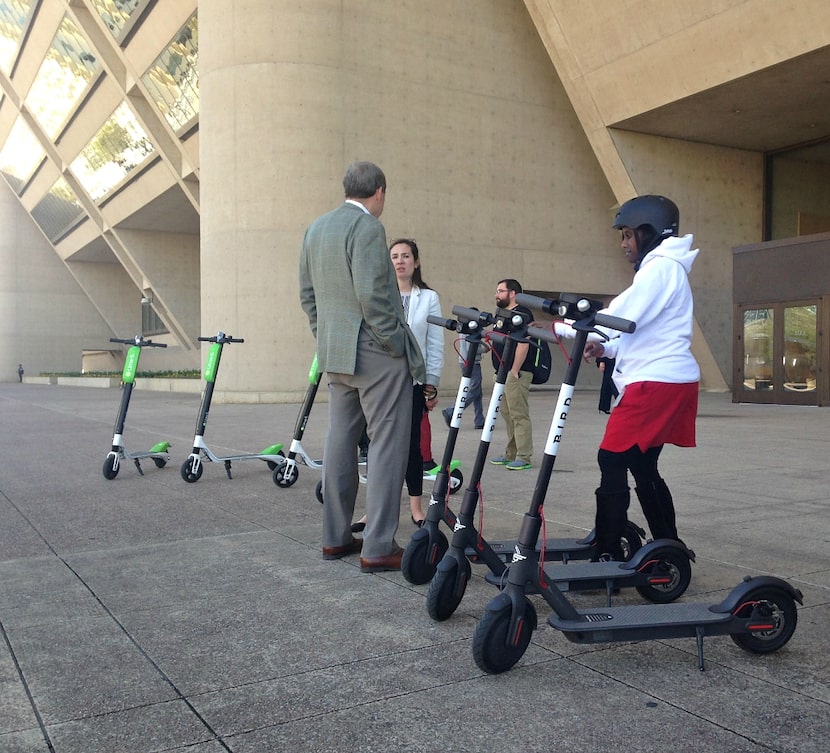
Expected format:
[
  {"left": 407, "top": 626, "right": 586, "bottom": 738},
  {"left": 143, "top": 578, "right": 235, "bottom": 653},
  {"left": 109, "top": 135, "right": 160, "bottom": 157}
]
[
  {"left": 134, "top": 458, "right": 144, "bottom": 475},
  {"left": 224, "top": 459, "right": 233, "bottom": 479},
  {"left": 696, "top": 626, "right": 706, "bottom": 671}
]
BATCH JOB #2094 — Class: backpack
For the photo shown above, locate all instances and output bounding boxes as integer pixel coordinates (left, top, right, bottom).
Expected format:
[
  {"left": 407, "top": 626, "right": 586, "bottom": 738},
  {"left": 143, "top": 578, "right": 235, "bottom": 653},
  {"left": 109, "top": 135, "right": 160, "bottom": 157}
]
[{"left": 530, "top": 337, "right": 552, "bottom": 384}]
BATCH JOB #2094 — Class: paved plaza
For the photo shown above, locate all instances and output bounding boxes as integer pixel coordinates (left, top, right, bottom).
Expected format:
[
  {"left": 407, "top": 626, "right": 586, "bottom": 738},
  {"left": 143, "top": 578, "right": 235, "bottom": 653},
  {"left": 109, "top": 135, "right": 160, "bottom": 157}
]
[{"left": 0, "top": 383, "right": 828, "bottom": 752}]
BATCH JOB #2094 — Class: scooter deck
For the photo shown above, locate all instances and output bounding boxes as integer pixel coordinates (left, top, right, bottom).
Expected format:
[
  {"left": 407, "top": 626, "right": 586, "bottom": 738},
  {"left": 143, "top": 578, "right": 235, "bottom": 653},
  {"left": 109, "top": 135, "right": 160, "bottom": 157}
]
[
  {"left": 466, "top": 536, "right": 593, "bottom": 564},
  {"left": 486, "top": 560, "right": 632, "bottom": 589},
  {"left": 549, "top": 601, "right": 732, "bottom": 643}
]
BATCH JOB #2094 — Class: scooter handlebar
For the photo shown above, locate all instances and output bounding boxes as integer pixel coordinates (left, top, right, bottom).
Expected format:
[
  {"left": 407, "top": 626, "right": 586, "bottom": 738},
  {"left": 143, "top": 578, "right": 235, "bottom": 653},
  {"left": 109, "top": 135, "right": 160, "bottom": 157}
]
[
  {"left": 198, "top": 334, "right": 245, "bottom": 344},
  {"left": 450, "top": 305, "right": 494, "bottom": 326},
  {"left": 515, "top": 293, "right": 635, "bottom": 334},
  {"left": 526, "top": 325, "right": 558, "bottom": 345},
  {"left": 594, "top": 312, "right": 636, "bottom": 334},
  {"left": 427, "top": 315, "right": 459, "bottom": 331},
  {"left": 109, "top": 337, "right": 167, "bottom": 347},
  {"left": 514, "top": 292, "right": 557, "bottom": 315}
]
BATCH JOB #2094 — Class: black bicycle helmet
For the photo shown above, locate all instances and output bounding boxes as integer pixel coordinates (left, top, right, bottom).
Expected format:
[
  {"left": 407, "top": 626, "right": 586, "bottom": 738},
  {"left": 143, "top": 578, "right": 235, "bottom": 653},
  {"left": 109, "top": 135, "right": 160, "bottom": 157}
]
[{"left": 613, "top": 195, "right": 679, "bottom": 267}]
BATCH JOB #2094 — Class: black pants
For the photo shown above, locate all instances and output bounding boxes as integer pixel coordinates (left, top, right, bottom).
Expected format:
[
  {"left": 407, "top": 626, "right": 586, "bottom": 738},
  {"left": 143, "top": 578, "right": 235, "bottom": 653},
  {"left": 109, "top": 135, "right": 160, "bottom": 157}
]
[
  {"left": 598, "top": 444, "right": 663, "bottom": 492},
  {"left": 404, "top": 384, "right": 426, "bottom": 497}
]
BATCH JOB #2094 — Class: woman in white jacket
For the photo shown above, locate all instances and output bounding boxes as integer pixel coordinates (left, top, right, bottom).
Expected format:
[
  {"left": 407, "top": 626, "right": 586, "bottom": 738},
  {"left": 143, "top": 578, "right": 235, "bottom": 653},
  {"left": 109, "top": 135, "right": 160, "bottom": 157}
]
[
  {"left": 392, "top": 238, "right": 444, "bottom": 525},
  {"left": 578, "top": 195, "right": 699, "bottom": 559},
  {"left": 353, "top": 239, "right": 444, "bottom": 530}
]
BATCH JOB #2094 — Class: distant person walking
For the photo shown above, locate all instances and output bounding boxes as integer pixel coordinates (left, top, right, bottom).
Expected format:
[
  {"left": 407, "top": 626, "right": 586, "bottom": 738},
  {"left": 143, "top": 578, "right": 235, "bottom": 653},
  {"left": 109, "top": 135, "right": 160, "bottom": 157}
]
[{"left": 17, "top": 363, "right": 24, "bottom": 382}]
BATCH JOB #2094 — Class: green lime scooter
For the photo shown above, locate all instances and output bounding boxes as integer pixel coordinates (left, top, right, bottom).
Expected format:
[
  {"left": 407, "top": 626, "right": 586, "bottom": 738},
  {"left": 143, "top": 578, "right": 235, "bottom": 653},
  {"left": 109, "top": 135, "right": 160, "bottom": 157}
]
[
  {"left": 275, "top": 355, "right": 463, "bottom": 499},
  {"left": 102, "top": 336, "right": 171, "bottom": 479},
  {"left": 180, "top": 332, "right": 285, "bottom": 482}
]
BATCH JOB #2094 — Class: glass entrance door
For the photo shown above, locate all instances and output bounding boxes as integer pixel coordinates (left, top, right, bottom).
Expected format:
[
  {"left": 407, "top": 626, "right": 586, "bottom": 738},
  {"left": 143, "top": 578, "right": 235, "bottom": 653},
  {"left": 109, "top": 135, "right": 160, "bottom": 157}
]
[{"left": 737, "top": 301, "right": 818, "bottom": 405}]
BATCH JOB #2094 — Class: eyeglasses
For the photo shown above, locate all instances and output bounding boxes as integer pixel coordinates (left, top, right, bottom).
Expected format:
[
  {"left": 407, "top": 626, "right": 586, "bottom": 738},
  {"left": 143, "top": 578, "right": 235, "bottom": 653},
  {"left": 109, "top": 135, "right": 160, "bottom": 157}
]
[{"left": 496, "top": 288, "right": 509, "bottom": 294}]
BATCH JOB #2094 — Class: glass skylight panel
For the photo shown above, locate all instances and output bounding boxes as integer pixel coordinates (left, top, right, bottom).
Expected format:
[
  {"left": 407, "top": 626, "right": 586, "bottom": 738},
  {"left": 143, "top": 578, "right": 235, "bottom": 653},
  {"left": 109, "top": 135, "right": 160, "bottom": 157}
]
[
  {"left": 25, "top": 14, "right": 101, "bottom": 140},
  {"left": 141, "top": 13, "right": 199, "bottom": 133},
  {"left": 30, "top": 176, "right": 85, "bottom": 241},
  {"left": 89, "top": 0, "right": 144, "bottom": 38},
  {"left": 70, "top": 101, "right": 155, "bottom": 201},
  {"left": 0, "top": 0, "right": 33, "bottom": 74},
  {"left": 0, "top": 115, "right": 44, "bottom": 193}
]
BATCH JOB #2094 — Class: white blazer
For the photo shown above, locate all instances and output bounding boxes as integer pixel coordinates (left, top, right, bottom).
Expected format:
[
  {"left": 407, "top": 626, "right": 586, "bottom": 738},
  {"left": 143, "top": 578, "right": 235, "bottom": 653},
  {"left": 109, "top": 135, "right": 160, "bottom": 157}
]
[{"left": 405, "top": 286, "right": 444, "bottom": 387}]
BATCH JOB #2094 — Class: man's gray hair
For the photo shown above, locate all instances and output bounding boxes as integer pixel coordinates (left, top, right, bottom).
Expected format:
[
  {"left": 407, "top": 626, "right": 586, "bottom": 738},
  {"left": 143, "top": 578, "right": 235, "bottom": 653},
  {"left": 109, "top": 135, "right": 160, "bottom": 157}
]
[{"left": 343, "top": 161, "right": 386, "bottom": 199}]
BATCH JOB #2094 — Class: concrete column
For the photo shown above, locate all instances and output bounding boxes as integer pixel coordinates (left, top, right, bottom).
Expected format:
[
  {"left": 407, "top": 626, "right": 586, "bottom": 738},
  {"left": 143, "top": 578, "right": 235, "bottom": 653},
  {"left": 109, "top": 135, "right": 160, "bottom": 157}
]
[{"left": 199, "top": 0, "right": 346, "bottom": 398}]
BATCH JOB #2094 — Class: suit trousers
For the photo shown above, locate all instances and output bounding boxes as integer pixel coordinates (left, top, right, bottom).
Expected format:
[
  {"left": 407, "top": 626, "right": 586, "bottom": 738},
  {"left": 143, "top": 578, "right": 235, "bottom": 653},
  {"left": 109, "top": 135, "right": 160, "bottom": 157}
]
[
  {"left": 500, "top": 370, "right": 533, "bottom": 463},
  {"left": 323, "top": 334, "right": 413, "bottom": 558}
]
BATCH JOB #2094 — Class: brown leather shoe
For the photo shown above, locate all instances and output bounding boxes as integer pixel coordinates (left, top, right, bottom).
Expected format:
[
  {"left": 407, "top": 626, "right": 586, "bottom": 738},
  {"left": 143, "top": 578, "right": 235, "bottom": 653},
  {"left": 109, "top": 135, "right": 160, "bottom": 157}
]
[
  {"left": 360, "top": 546, "right": 403, "bottom": 573},
  {"left": 322, "top": 537, "right": 362, "bottom": 560}
]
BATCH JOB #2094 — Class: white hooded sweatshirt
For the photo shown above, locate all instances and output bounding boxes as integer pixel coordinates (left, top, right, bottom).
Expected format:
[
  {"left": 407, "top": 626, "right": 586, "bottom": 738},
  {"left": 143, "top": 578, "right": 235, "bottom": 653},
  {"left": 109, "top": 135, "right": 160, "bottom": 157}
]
[{"left": 599, "top": 233, "right": 700, "bottom": 394}]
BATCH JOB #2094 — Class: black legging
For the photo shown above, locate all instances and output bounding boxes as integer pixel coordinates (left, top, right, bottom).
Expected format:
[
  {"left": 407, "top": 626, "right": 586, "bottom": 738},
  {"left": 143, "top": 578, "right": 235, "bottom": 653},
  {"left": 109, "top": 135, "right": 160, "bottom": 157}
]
[
  {"left": 404, "top": 384, "right": 426, "bottom": 497},
  {"left": 598, "top": 444, "right": 663, "bottom": 492}
]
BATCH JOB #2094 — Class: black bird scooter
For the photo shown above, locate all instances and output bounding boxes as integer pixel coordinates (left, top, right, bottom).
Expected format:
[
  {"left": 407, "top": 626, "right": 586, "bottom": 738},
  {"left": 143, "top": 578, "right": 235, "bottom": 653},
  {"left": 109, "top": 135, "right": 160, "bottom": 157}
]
[
  {"left": 423, "top": 304, "right": 692, "bottom": 621},
  {"left": 180, "top": 332, "right": 285, "bottom": 482},
  {"left": 404, "top": 306, "right": 646, "bottom": 590},
  {"left": 102, "top": 336, "right": 171, "bottom": 479},
  {"left": 472, "top": 293, "right": 802, "bottom": 673},
  {"left": 401, "top": 308, "right": 494, "bottom": 582}
]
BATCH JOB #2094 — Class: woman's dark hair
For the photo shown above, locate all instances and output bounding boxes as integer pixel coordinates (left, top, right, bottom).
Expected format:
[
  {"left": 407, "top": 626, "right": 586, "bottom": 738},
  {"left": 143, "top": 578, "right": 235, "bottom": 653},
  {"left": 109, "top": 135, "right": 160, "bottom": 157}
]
[{"left": 389, "top": 238, "right": 430, "bottom": 289}]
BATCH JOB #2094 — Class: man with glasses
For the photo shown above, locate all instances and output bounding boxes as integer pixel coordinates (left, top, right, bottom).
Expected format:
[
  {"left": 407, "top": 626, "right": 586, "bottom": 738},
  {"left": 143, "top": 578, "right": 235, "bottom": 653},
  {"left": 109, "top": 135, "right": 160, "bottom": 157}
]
[{"left": 489, "top": 278, "right": 534, "bottom": 470}]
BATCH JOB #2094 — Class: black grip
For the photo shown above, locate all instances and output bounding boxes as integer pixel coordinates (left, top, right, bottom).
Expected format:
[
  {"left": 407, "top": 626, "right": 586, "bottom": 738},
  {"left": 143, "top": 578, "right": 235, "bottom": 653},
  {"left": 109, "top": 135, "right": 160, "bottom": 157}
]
[
  {"left": 229, "top": 337, "right": 245, "bottom": 343},
  {"left": 450, "top": 305, "right": 482, "bottom": 321},
  {"left": 514, "top": 292, "right": 557, "bottom": 315},
  {"left": 147, "top": 342, "right": 168, "bottom": 348},
  {"left": 427, "top": 315, "right": 459, "bottom": 330},
  {"left": 527, "top": 324, "right": 559, "bottom": 344},
  {"left": 595, "top": 312, "right": 636, "bottom": 333}
]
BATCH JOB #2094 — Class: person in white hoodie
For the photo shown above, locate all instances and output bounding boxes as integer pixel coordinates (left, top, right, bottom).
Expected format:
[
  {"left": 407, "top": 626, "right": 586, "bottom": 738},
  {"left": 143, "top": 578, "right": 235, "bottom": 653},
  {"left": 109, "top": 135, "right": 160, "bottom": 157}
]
[{"left": 579, "top": 195, "right": 699, "bottom": 559}]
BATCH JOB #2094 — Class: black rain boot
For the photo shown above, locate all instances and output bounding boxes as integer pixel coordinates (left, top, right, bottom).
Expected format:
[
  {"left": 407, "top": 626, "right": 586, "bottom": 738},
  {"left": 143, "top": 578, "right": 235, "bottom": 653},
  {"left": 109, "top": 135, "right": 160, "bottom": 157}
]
[
  {"left": 635, "top": 478, "right": 678, "bottom": 541},
  {"left": 593, "top": 488, "right": 630, "bottom": 561}
]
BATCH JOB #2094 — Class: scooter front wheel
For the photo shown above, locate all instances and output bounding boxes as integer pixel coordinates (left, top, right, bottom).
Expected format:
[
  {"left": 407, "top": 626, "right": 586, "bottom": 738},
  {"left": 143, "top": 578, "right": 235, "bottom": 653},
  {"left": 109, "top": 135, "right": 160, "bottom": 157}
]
[
  {"left": 426, "top": 556, "right": 471, "bottom": 621},
  {"left": 472, "top": 597, "right": 537, "bottom": 674},
  {"left": 635, "top": 546, "right": 692, "bottom": 603},
  {"left": 102, "top": 455, "right": 119, "bottom": 480},
  {"left": 273, "top": 463, "right": 299, "bottom": 487},
  {"left": 180, "top": 459, "right": 203, "bottom": 483},
  {"left": 620, "top": 521, "right": 644, "bottom": 561},
  {"left": 401, "top": 528, "right": 448, "bottom": 585},
  {"left": 730, "top": 585, "right": 798, "bottom": 655},
  {"left": 449, "top": 468, "right": 464, "bottom": 494}
]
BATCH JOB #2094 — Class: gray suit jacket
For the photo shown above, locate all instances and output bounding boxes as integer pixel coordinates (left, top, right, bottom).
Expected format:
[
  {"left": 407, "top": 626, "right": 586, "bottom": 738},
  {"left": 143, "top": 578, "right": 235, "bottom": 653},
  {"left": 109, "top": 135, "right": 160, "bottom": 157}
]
[{"left": 300, "top": 202, "right": 426, "bottom": 382}]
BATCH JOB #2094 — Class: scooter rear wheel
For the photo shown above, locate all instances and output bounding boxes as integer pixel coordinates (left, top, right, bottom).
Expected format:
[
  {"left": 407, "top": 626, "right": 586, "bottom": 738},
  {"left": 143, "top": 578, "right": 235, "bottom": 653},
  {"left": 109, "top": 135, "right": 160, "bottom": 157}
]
[
  {"left": 152, "top": 457, "right": 167, "bottom": 469},
  {"left": 401, "top": 528, "right": 448, "bottom": 585},
  {"left": 426, "top": 556, "right": 471, "bottom": 621},
  {"left": 472, "top": 597, "right": 537, "bottom": 674},
  {"left": 102, "top": 455, "right": 119, "bottom": 480},
  {"left": 634, "top": 546, "right": 692, "bottom": 603},
  {"left": 730, "top": 585, "right": 798, "bottom": 655}
]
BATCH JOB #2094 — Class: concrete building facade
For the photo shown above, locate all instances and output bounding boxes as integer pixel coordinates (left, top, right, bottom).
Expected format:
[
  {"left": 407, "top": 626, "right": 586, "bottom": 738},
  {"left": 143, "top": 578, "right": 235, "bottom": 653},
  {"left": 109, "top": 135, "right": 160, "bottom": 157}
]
[{"left": 1, "top": 1, "right": 829, "bottom": 401}]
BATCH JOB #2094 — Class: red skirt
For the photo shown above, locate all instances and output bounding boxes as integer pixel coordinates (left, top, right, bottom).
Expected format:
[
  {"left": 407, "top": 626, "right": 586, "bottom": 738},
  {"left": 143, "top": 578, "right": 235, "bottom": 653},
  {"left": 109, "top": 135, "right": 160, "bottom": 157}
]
[{"left": 600, "top": 381, "right": 698, "bottom": 453}]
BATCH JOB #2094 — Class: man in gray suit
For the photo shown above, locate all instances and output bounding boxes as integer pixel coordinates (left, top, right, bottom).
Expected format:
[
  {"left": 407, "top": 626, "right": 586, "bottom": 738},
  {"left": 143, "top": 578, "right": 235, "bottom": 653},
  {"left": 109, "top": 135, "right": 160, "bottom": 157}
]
[{"left": 300, "top": 161, "right": 426, "bottom": 572}]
